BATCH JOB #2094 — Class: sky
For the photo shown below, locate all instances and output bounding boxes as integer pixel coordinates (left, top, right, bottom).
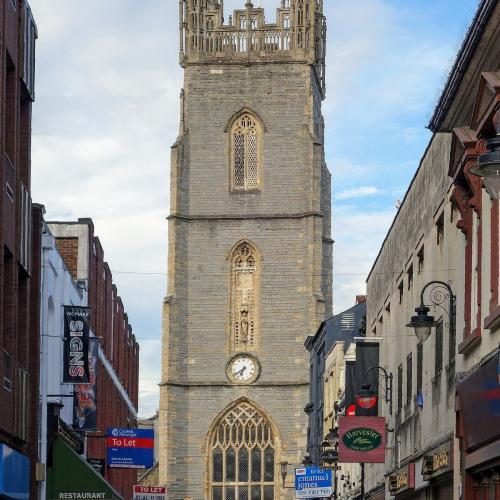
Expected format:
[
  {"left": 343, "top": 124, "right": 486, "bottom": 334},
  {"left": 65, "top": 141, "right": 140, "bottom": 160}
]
[{"left": 28, "top": 0, "right": 480, "bottom": 417}]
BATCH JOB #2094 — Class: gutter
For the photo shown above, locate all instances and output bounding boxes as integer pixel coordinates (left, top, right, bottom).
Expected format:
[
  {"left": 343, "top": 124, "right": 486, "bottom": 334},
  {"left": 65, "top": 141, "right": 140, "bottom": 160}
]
[{"left": 428, "top": 0, "right": 498, "bottom": 132}]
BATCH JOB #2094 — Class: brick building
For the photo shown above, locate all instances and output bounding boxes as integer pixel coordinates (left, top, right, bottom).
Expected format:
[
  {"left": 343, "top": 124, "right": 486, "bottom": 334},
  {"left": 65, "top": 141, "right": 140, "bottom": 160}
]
[
  {"left": 45, "top": 219, "right": 140, "bottom": 499},
  {"left": 0, "top": 0, "right": 38, "bottom": 498}
]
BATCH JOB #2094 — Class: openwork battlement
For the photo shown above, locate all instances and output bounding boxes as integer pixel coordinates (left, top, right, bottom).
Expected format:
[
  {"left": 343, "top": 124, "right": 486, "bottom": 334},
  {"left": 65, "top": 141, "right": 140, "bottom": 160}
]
[{"left": 179, "top": 0, "right": 326, "bottom": 94}]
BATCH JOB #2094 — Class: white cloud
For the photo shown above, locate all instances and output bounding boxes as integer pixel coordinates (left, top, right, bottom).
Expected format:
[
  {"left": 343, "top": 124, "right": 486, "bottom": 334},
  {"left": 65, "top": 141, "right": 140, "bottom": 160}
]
[{"left": 336, "top": 186, "right": 379, "bottom": 200}]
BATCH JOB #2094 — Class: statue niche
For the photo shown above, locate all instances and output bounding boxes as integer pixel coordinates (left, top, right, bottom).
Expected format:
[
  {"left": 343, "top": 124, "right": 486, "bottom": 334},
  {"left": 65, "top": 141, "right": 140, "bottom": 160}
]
[{"left": 231, "top": 242, "right": 258, "bottom": 350}]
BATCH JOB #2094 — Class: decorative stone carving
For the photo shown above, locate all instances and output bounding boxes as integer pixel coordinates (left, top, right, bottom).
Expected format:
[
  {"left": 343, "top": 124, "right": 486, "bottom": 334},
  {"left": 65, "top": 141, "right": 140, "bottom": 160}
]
[{"left": 231, "top": 242, "right": 259, "bottom": 350}]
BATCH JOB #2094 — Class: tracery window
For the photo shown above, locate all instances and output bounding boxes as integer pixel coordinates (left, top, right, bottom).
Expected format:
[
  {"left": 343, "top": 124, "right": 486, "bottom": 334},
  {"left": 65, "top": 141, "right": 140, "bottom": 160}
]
[
  {"left": 210, "top": 402, "right": 275, "bottom": 500},
  {"left": 231, "top": 242, "right": 259, "bottom": 350},
  {"left": 231, "top": 113, "right": 261, "bottom": 191}
]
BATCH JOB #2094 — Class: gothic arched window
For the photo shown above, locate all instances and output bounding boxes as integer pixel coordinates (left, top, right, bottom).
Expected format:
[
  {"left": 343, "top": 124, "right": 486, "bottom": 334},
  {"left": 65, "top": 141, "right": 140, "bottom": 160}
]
[
  {"left": 230, "top": 113, "right": 262, "bottom": 191},
  {"left": 230, "top": 241, "right": 259, "bottom": 351},
  {"left": 209, "top": 402, "right": 276, "bottom": 500}
]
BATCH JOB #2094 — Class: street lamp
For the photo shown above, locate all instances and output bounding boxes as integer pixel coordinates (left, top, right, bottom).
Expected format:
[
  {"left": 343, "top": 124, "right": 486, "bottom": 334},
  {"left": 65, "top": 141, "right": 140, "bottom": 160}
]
[
  {"left": 355, "top": 384, "right": 378, "bottom": 410},
  {"left": 406, "top": 281, "right": 456, "bottom": 343},
  {"left": 470, "top": 117, "right": 500, "bottom": 199},
  {"left": 280, "top": 461, "right": 289, "bottom": 488},
  {"left": 355, "top": 366, "right": 393, "bottom": 414}
]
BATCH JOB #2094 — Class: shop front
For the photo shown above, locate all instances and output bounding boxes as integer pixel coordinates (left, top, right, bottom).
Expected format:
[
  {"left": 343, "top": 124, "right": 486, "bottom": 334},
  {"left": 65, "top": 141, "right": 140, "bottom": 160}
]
[
  {"left": 385, "top": 440, "right": 453, "bottom": 500},
  {"left": 456, "top": 349, "right": 500, "bottom": 499},
  {"left": 0, "top": 443, "right": 29, "bottom": 499},
  {"left": 47, "top": 435, "right": 123, "bottom": 500}
]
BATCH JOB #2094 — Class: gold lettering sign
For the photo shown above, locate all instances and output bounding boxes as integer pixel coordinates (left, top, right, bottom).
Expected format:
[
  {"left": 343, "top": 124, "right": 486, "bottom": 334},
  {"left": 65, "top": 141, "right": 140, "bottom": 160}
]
[{"left": 432, "top": 450, "right": 448, "bottom": 472}]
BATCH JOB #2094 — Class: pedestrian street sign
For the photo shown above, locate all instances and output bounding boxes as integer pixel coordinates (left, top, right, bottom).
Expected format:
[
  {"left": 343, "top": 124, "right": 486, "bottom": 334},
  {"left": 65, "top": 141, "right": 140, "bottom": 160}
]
[{"left": 295, "top": 466, "right": 334, "bottom": 498}]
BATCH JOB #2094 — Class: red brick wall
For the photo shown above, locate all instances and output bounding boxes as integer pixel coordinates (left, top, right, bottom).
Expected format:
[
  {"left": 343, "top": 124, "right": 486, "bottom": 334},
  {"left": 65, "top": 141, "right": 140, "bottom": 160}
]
[
  {"left": 0, "top": 2, "right": 38, "bottom": 498},
  {"left": 54, "top": 237, "right": 79, "bottom": 279}
]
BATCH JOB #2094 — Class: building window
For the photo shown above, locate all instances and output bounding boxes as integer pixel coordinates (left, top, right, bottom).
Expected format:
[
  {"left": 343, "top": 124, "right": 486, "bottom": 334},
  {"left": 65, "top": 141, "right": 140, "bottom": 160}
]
[
  {"left": 231, "top": 113, "right": 261, "bottom": 191},
  {"left": 407, "top": 264, "right": 413, "bottom": 290},
  {"left": 417, "top": 342, "right": 423, "bottom": 395},
  {"left": 209, "top": 402, "right": 275, "bottom": 500},
  {"left": 398, "top": 281, "right": 404, "bottom": 304},
  {"left": 230, "top": 241, "right": 259, "bottom": 351},
  {"left": 15, "top": 367, "right": 30, "bottom": 442},
  {"left": 417, "top": 246, "right": 424, "bottom": 274},
  {"left": 436, "top": 212, "right": 445, "bottom": 246},
  {"left": 435, "top": 320, "right": 443, "bottom": 376},
  {"left": 406, "top": 353, "right": 412, "bottom": 406},
  {"left": 397, "top": 364, "right": 403, "bottom": 414}
]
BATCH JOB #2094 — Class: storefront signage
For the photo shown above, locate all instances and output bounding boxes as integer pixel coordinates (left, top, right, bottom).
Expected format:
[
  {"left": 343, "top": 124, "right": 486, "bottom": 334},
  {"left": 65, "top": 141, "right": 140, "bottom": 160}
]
[
  {"left": 87, "top": 458, "right": 105, "bottom": 477},
  {"left": 338, "top": 416, "right": 386, "bottom": 463},
  {"left": 133, "top": 486, "right": 166, "bottom": 500},
  {"left": 294, "top": 467, "right": 333, "bottom": 498},
  {"left": 342, "top": 427, "right": 382, "bottom": 451},
  {"left": 107, "top": 428, "right": 154, "bottom": 469},
  {"left": 0, "top": 444, "right": 29, "bottom": 499},
  {"left": 63, "top": 306, "right": 91, "bottom": 384},
  {"left": 388, "top": 463, "right": 415, "bottom": 494},
  {"left": 422, "top": 440, "right": 452, "bottom": 480},
  {"left": 74, "top": 339, "right": 98, "bottom": 430}
]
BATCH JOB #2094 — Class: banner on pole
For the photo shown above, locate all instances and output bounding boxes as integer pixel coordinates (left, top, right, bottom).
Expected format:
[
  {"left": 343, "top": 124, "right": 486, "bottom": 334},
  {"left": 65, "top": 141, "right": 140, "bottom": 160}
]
[
  {"left": 63, "top": 306, "right": 91, "bottom": 384},
  {"left": 73, "top": 337, "right": 98, "bottom": 430}
]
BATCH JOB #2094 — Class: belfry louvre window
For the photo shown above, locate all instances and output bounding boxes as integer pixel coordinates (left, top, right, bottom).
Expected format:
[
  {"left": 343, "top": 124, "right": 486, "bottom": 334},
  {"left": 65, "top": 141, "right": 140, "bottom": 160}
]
[
  {"left": 210, "top": 402, "right": 275, "bottom": 500},
  {"left": 231, "top": 113, "right": 261, "bottom": 191}
]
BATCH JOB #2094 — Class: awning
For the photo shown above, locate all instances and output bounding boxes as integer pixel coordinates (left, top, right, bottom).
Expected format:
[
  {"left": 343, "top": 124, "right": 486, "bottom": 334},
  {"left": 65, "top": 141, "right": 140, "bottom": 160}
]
[
  {"left": 47, "top": 435, "right": 123, "bottom": 500},
  {"left": 0, "top": 443, "right": 29, "bottom": 499}
]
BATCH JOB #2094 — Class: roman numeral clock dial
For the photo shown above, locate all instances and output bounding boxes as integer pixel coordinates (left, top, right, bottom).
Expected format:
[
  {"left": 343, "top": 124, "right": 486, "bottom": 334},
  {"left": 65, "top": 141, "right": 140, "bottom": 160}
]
[{"left": 227, "top": 354, "right": 260, "bottom": 384}]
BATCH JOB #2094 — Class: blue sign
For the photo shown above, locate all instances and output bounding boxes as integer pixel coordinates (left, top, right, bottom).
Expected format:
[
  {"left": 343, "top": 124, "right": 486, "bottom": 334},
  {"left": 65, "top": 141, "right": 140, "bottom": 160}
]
[
  {"left": 295, "top": 466, "right": 333, "bottom": 498},
  {"left": 0, "top": 443, "right": 30, "bottom": 499},
  {"left": 107, "top": 428, "right": 154, "bottom": 469}
]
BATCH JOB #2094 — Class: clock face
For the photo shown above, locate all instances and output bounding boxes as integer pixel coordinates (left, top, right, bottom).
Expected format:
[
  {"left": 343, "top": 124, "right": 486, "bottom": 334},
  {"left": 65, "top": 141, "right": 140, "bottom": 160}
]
[{"left": 228, "top": 355, "right": 259, "bottom": 384}]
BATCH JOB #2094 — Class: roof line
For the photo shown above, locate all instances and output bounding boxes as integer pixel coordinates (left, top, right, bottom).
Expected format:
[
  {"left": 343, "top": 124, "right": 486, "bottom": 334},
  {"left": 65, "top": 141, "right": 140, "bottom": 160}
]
[{"left": 428, "top": 0, "right": 498, "bottom": 132}]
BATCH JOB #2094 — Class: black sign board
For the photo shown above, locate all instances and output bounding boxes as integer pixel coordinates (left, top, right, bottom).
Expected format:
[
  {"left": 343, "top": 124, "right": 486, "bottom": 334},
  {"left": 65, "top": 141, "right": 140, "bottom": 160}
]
[
  {"left": 63, "top": 306, "right": 91, "bottom": 384},
  {"left": 87, "top": 458, "right": 105, "bottom": 476}
]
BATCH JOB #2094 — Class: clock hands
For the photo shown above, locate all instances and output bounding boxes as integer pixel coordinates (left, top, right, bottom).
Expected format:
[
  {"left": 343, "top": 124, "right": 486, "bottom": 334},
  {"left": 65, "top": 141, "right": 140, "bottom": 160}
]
[{"left": 236, "top": 366, "right": 247, "bottom": 377}]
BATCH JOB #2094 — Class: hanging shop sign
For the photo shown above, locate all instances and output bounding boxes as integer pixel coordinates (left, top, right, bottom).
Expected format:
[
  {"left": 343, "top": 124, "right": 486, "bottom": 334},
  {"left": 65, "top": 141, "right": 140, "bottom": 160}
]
[
  {"left": 338, "top": 416, "right": 386, "bottom": 463},
  {"left": 74, "top": 338, "right": 98, "bottom": 430},
  {"left": 421, "top": 440, "right": 452, "bottom": 480},
  {"left": 388, "top": 463, "right": 415, "bottom": 495},
  {"left": 294, "top": 467, "right": 333, "bottom": 498},
  {"left": 132, "top": 486, "right": 166, "bottom": 500},
  {"left": 63, "top": 306, "right": 91, "bottom": 384},
  {"left": 107, "top": 428, "right": 154, "bottom": 469}
]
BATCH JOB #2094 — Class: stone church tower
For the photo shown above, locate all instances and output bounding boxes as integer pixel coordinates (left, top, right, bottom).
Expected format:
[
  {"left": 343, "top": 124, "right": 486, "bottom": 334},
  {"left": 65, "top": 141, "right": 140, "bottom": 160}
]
[{"left": 159, "top": 1, "right": 331, "bottom": 498}]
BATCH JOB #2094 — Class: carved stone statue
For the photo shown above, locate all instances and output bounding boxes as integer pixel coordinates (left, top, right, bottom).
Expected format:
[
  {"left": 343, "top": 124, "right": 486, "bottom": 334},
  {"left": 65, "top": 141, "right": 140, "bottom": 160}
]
[{"left": 240, "top": 308, "right": 249, "bottom": 343}]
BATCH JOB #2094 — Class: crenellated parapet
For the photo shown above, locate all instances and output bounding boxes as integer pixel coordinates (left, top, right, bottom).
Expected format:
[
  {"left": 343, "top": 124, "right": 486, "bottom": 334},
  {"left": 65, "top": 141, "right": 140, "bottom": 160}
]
[{"left": 179, "top": 0, "right": 326, "bottom": 96}]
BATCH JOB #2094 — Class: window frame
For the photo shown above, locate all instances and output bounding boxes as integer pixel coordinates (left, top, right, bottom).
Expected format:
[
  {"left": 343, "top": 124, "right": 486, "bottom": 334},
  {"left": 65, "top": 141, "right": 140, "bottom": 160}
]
[{"left": 229, "top": 112, "right": 263, "bottom": 193}]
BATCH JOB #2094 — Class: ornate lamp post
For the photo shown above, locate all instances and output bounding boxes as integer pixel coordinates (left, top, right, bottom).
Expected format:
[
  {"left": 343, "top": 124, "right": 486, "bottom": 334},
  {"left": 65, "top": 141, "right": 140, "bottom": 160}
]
[{"left": 406, "top": 281, "right": 456, "bottom": 343}]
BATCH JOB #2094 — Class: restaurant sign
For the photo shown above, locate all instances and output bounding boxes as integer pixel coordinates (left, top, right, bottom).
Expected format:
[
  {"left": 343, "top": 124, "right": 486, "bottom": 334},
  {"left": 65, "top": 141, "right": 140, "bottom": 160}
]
[
  {"left": 338, "top": 416, "right": 386, "bottom": 463},
  {"left": 389, "top": 463, "right": 415, "bottom": 494},
  {"left": 421, "top": 440, "right": 452, "bottom": 480}
]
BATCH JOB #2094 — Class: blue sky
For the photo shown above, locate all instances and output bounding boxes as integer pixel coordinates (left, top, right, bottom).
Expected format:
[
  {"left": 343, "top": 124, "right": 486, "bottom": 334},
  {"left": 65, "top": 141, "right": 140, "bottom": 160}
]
[{"left": 28, "top": 0, "right": 479, "bottom": 416}]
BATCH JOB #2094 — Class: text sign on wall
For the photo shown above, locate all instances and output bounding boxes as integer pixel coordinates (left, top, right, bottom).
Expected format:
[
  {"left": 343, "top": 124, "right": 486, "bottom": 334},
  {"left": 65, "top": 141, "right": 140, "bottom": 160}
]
[
  {"left": 107, "top": 428, "right": 154, "bottom": 469},
  {"left": 133, "top": 485, "right": 166, "bottom": 500},
  {"left": 294, "top": 467, "right": 333, "bottom": 498},
  {"left": 421, "top": 440, "right": 452, "bottom": 480},
  {"left": 63, "top": 306, "right": 91, "bottom": 384},
  {"left": 338, "top": 416, "right": 386, "bottom": 463},
  {"left": 389, "top": 462, "right": 415, "bottom": 494}
]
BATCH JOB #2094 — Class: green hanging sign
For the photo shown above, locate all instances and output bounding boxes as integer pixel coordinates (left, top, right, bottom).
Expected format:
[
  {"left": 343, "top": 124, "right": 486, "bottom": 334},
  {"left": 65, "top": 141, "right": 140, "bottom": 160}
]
[{"left": 342, "top": 427, "right": 382, "bottom": 452}]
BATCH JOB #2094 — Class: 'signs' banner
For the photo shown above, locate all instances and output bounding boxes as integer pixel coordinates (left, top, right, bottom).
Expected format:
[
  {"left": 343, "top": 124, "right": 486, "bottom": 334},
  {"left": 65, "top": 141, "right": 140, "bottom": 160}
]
[{"left": 63, "top": 306, "right": 91, "bottom": 384}]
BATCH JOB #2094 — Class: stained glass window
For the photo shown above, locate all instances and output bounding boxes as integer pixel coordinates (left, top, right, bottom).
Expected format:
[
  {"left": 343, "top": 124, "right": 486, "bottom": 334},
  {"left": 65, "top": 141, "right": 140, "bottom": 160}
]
[{"left": 210, "top": 402, "right": 275, "bottom": 499}]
